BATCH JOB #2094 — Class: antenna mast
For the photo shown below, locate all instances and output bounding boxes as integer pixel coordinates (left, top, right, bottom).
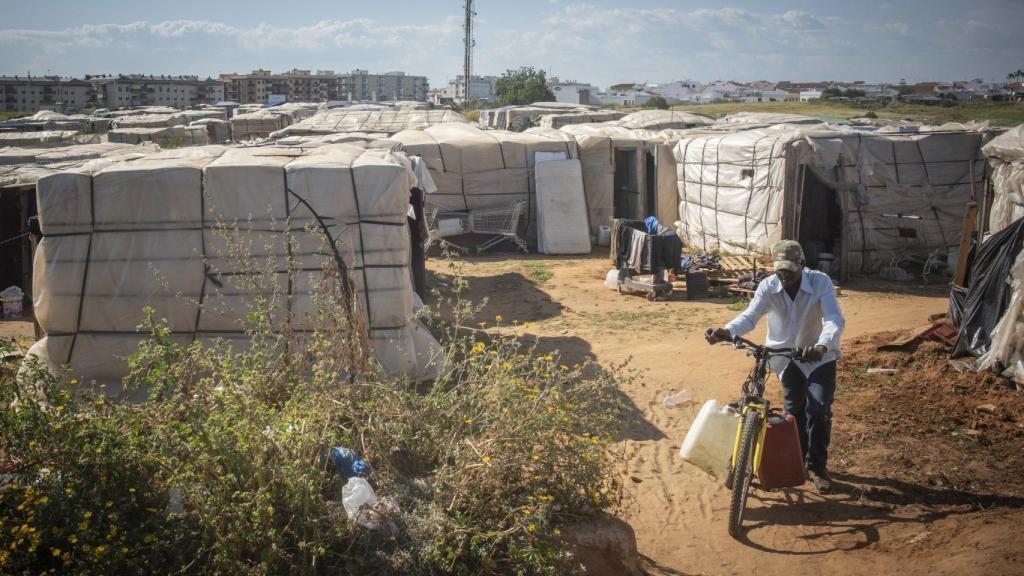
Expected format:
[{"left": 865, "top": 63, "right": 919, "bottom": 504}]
[{"left": 463, "top": 0, "right": 475, "bottom": 104}]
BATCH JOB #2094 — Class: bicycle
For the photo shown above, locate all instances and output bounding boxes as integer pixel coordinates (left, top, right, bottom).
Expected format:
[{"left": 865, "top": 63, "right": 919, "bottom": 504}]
[{"left": 720, "top": 336, "right": 803, "bottom": 538}]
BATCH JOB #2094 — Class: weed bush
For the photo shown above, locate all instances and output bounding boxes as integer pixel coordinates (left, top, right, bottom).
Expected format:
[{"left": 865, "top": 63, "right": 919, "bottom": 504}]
[{"left": 0, "top": 246, "right": 626, "bottom": 574}]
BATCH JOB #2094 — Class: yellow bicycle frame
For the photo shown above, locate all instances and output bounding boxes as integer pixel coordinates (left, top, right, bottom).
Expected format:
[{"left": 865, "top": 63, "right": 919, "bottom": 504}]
[{"left": 730, "top": 402, "right": 770, "bottom": 474}]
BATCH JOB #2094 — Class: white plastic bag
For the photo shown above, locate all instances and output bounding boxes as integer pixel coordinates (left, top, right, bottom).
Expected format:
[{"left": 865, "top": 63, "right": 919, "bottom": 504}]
[{"left": 342, "top": 477, "right": 382, "bottom": 528}]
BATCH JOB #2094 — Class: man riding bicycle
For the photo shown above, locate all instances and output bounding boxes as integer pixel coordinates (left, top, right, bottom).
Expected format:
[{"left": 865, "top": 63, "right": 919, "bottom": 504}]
[{"left": 705, "top": 240, "right": 845, "bottom": 493}]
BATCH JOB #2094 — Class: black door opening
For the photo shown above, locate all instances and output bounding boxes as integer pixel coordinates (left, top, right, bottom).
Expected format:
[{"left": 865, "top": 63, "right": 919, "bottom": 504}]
[
  {"left": 797, "top": 168, "right": 843, "bottom": 275},
  {"left": 614, "top": 149, "right": 639, "bottom": 219}
]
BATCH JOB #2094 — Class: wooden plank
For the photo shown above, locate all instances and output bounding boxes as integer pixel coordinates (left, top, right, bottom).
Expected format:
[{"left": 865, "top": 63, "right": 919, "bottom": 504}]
[
  {"left": 954, "top": 202, "right": 978, "bottom": 287},
  {"left": 840, "top": 188, "right": 851, "bottom": 284}
]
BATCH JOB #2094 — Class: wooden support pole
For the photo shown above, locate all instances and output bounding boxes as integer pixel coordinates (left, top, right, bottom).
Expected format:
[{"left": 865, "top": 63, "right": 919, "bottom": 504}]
[{"left": 954, "top": 202, "right": 979, "bottom": 287}]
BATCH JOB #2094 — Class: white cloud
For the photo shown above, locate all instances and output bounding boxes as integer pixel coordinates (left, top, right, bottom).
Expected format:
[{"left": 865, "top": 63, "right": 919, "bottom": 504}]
[{"left": 0, "top": 3, "right": 1021, "bottom": 87}]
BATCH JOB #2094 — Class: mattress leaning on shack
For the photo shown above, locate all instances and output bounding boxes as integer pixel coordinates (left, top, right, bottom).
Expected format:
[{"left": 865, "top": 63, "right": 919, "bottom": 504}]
[{"left": 29, "top": 143, "right": 442, "bottom": 393}]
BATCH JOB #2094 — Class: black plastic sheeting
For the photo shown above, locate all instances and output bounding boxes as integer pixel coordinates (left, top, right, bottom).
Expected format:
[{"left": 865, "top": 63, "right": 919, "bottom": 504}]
[{"left": 952, "top": 217, "right": 1024, "bottom": 358}]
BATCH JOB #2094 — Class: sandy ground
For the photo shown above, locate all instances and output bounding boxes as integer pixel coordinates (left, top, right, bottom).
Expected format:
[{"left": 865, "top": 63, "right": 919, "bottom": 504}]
[{"left": 426, "top": 248, "right": 1024, "bottom": 576}]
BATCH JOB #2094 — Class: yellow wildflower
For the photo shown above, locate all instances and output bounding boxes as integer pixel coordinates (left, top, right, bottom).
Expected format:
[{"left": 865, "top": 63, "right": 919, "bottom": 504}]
[
  {"left": 142, "top": 534, "right": 155, "bottom": 544},
  {"left": 495, "top": 314, "right": 503, "bottom": 322},
  {"left": 464, "top": 418, "right": 473, "bottom": 424},
  {"left": 69, "top": 535, "right": 78, "bottom": 544},
  {"left": 51, "top": 548, "right": 61, "bottom": 557},
  {"left": 82, "top": 511, "right": 92, "bottom": 519},
  {"left": 482, "top": 455, "right": 491, "bottom": 463},
  {"left": 554, "top": 528, "right": 561, "bottom": 536},
  {"left": 471, "top": 342, "right": 485, "bottom": 354},
  {"left": 531, "top": 455, "right": 540, "bottom": 461},
  {"left": 527, "top": 523, "right": 536, "bottom": 533}
]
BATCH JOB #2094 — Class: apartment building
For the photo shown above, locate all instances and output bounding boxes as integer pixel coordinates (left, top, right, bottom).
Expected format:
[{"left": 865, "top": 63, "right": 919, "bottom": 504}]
[
  {"left": 90, "top": 75, "right": 224, "bottom": 109},
  {"left": 440, "top": 75, "right": 499, "bottom": 104},
  {"left": 221, "top": 69, "right": 429, "bottom": 104},
  {"left": 0, "top": 76, "right": 93, "bottom": 113}
]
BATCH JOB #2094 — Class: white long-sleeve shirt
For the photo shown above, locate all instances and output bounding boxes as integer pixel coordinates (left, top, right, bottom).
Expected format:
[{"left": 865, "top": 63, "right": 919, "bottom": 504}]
[{"left": 724, "top": 268, "right": 845, "bottom": 377}]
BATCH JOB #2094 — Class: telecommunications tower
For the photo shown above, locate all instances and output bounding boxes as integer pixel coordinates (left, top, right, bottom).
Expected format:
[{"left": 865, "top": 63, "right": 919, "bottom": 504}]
[{"left": 462, "top": 0, "right": 475, "bottom": 104}]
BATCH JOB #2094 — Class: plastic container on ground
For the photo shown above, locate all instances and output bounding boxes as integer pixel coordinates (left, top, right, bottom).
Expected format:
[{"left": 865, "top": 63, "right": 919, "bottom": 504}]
[
  {"left": 604, "top": 268, "right": 619, "bottom": 290},
  {"left": 680, "top": 399, "right": 740, "bottom": 478},
  {"left": 757, "top": 413, "right": 806, "bottom": 489},
  {"left": 1, "top": 286, "right": 24, "bottom": 319},
  {"left": 437, "top": 218, "right": 466, "bottom": 237},
  {"left": 597, "top": 225, "right": 612, "bottom": 246}
]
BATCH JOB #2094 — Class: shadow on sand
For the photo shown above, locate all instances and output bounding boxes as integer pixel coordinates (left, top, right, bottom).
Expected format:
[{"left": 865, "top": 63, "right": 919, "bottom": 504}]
[{"left": 735, "top": 471, "right": 1024, "bottom": 554}]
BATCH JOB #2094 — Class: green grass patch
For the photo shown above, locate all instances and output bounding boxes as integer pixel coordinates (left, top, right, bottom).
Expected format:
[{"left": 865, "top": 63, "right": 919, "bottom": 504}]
[
  {"left": 727, "top": 297, "right": 750, "bottom": 312},
  {"left": 527, "top": 263, "right": 554, "bottom": 284}
]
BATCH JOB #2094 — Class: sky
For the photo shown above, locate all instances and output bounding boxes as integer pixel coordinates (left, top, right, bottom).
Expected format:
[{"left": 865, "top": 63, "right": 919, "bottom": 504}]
[{"left": 1, "top": 0, "right": 1022, "bottom": 89}]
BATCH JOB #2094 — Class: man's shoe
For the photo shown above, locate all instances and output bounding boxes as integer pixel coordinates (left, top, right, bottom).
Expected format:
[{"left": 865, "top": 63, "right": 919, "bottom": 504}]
[{"left": 807, "top": 467, "right": 833, "bottom": 494}]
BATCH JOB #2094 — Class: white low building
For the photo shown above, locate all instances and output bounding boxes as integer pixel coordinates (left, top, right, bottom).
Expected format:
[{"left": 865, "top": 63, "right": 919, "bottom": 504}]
[{"left": 800, "top": 89, "right": 824, "bottom": 101}]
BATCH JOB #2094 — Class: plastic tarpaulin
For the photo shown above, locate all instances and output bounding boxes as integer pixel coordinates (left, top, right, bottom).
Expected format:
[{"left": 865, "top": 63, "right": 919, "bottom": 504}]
[
  {"left": 271, "top": 109, "right": 467, "bottom": 138},
  {"left": 108, "top": 126, "right": 210, "bottom": 147},
  {"left": 952, "top": 217, "right": 1024, "bottom": 358},
  {"left": 672, "top": 125, "right": 992, "bottom": 271},
  {"left": 394, "top": 123, "right": 579, "bottom": 243},
  {"left": 612, "top": 110, "right": 715, "bottom": 131},
  {"left": 29, "top": 144, "right": 442, "bottom": 387},
  {"left": 673, "top": 126, "right": 798, "bottom": 254},
  {"left": 978, "top": 243, "right": 1024, "bottom": 384},
  {"left": 983, "top": 124, "right": 1024, "bottom": 235}
]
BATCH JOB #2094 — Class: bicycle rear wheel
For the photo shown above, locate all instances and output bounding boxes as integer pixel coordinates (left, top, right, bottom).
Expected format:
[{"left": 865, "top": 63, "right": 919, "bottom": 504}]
[{"left": 727, "top": 409, "right": 762, "bottom": 538}]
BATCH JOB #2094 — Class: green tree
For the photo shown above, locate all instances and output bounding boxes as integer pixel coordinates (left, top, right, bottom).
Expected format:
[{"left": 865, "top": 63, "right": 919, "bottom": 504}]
[
  {"left": 494, "top": 67, "right": 556, "bottom": 106},
  {"left": 643, "top": 95, "right": 670, "bottom": 110},
  {"left": 821, "top": 87, "right": 842, "bottom": 99}
]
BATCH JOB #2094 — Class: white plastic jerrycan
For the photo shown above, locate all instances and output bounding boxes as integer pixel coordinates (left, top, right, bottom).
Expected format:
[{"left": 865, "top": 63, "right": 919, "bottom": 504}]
[{"left": 680, "top": 399, "right": 740, "bottom": 478}]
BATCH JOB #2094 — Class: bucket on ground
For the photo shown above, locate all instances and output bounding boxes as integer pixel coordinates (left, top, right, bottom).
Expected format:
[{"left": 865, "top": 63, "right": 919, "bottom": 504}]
[{"left": 1, "top": 286, "right": 23, "bottom": 319}]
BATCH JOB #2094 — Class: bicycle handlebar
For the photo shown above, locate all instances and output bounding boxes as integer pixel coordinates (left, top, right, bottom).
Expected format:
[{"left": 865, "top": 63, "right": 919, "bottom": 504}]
[{"left": 730, "top": 336, "right": 804, "bottom": 361}]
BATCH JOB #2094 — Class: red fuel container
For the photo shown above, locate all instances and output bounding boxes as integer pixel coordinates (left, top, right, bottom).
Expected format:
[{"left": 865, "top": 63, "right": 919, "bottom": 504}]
[{"left": 757, "top": 413, "right": 805, "bottom": 489}]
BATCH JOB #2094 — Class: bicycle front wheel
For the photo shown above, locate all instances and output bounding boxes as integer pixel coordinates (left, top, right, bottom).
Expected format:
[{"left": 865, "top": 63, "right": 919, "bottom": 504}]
[{"left": 727, "top": 409, "right": 762, "bottom": 539}]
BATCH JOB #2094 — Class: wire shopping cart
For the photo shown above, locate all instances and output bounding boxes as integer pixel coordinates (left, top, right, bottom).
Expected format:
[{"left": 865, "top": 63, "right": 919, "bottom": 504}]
[{"left": 425, "top": 200, "right": 528, "bottom": 254}]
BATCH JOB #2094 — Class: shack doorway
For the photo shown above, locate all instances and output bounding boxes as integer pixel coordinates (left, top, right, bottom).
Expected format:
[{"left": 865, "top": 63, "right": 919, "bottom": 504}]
[
  {"left": 797, "top": 168, "right": 843, "bottom": 275},
  {"left": 645, "top": 150, "right": 657, "bottom": 219},
  {"left": 614, "top": 148, "right": 640, "bottom": 219}
]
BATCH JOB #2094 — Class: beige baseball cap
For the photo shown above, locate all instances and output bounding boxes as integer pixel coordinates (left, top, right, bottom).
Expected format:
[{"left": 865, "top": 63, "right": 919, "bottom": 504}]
[{"left": 772, "top": 240, "right": 805, "bottom": 272}]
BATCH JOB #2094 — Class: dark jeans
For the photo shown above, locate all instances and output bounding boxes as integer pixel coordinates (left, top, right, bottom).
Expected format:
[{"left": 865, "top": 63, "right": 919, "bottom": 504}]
[{"left": 772, "top": 360, "right": 836, "bottom": 472}]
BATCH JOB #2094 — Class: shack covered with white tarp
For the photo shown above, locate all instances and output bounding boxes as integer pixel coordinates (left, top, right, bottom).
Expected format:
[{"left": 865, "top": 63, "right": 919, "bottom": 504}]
[
  {"left": 536, "top": 110, "right": 626, "bottom": 129},
  {"left": 673, "top": 124, "right": 994, "bottom": 276},
  {"left": 391, "top": 123, "right": 584, "bottom": 247},
  {"left": 230, "top": 109, "right": 293, "bottom": 140},
  {"left": 190, "top": 118, "right": 232, "bottom": 144},
  {"left": 0, "top": 131, "right": 100, "bottom": 148},
  {"left": 109, "top": 113, "right": 188, "bottom": 129},
  {"left": 29, "top": 144, "right": 441, "bottom": 388},
  {"left": 108, "top": 126, "right": 210, "bottom": 147},
  {"left": 271, "top": 109, "right": 467, "bottom": 139},
  {"left": 611, "top": 110, "right": 716, "bottom": 131},
  {"left": 983, "top": 124, "right": 1024, "bottom": 234},
  {"left": 529, "top": 124, "right": 681, "bottom": 238},
  {"left": 479, "top": 102, "right": 597, "bottom": 132}
]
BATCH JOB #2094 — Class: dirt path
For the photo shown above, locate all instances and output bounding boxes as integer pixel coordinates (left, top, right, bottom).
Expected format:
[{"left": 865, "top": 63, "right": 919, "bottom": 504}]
[{"left": 426, "top": 250, "right": 1024, "bottom": 576}]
